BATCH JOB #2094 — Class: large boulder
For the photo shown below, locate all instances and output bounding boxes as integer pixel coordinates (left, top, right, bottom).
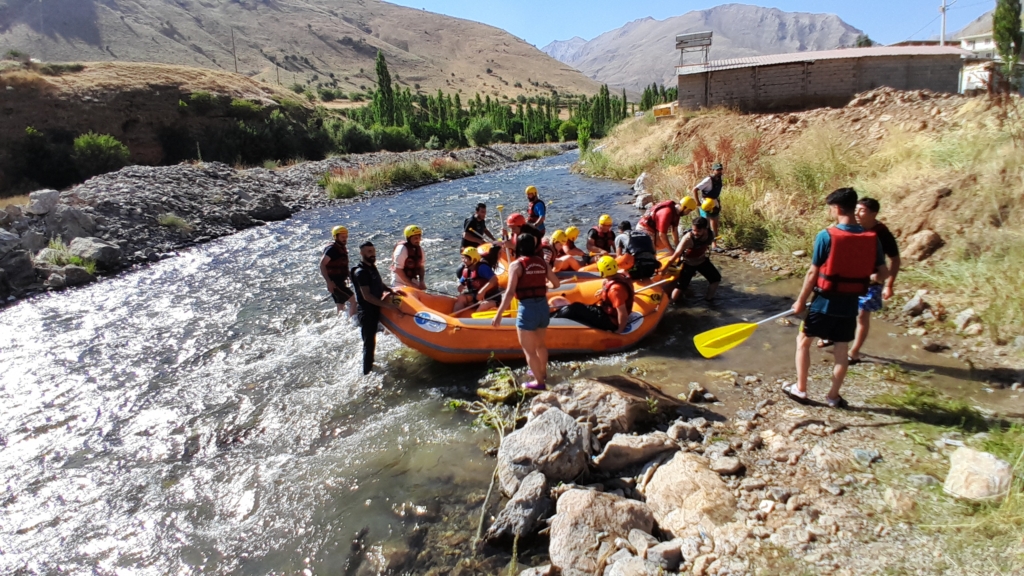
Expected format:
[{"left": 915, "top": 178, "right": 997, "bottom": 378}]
[
  {"left": 246, "top": 193, "right": 291, "bottom": 222},
  {"left": 549, "top": 489, "right": 655, "bottom": 576},
  {"left": 25, "top": 189, "right": 60, "bottom": 215},
  {"left": 497, "top": 407, "right": 588, "bottom": 496},
  {"left": 943, "top": 447, "right": 1012, "bottom": 502},
  {"left": 0, "top": 250, "right": 36, "bottom": 288},
  {"left": 634, "top": 193, "right": 654, "bottom": 210},
  {"left": 69, "top": 237, "right": 122, "bottom": 268},
  {"left": 63, "top": 265, "right": 97, "bottom": 287},
  {"left": 45, "top": 205, "right": 97, "bottom": 241},
  {"left": 0, "top": 229, "right": 20, "bottom": 255},
  {"left": 19, "top": 230, "right": 47, "bottom": 254},
  {"left": 902, "top": 230, "right": 944, "bottom": 262},
  {"left": 532, "top": 376, "right": 679, "bottom": 442},
  {"left": 593, "top": 432, "right": 678, "bottom": 473},
  {"left": 484, "top": 470, "right": 551, "bottom": 544},
  {"left": 642, "top": 452, "right": 737, "bottom": 538}
]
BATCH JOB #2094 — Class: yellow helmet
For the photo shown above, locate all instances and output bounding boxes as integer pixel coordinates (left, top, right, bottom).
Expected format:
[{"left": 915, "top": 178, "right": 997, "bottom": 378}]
[
  {"left": 551, "top": 229, "right": 568, "bottom": 244},
  {"left": 404, "top": 224, "right": 422, "bottom": 239},
  {"left": 701, "top": 198, "right": 718, "bottom": 212},
  {"left": 565, "top": 226, "right": 580, "bottom": 241},
  {"left": 598, "top": 214, "right": 613, "bottom": 226},
  {"left": 331, "top": 225, "right": 348, "bottom": 237},
  {"left": 461, "top": 246, "right": 481, "bottom": 262},
  {"left": 525, "top": 185, "right": 538, "bottom": 197},
  {"left": 680, "top": 197, "right": 698, "bottom": 212},
  {"left": 597, "top": 255, "right": 618, "bottom": 278}
]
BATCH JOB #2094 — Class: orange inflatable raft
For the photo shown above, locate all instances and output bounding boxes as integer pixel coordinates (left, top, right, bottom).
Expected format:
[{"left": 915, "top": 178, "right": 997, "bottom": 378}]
[{"left": 379, "top": 275, "right": 672, "bottom": 363}]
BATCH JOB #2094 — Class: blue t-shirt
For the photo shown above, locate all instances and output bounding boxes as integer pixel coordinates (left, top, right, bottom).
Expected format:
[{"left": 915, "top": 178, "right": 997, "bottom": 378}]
[
  {"left": 809, "top": 224, "right": 885, "bottom": 317},
  {"left": 458, "top": 262, "right": 495, "bottom": 284}
]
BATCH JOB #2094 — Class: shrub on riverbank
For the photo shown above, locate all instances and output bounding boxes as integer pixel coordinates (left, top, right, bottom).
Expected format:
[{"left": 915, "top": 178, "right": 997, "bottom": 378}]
[
  {"left": 513, "top": 147, "right": 560, "bottom": 162},
  {"left": 575, "top": 93, "right": 1024, "bottom": 336},
  {"left": 318, "top": 158, "right": 475, "bottom": 197},
  {"left": 72, "top": 132, "right": 130, "bottom": 179},
  {"left": 38, "top": 237, "right": 97, "bottom": 274}
]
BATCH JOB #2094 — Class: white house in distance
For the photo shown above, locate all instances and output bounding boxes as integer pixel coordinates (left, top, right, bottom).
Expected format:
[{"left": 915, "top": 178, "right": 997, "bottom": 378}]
[{"left": 953, "top": 10, "right": 1024, "bottom": 92}]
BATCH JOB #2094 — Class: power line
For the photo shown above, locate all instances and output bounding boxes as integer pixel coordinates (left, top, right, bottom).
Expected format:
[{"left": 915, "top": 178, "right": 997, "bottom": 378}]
[{"left": 904, "top": 14, "right": 942, "bottom": 42}]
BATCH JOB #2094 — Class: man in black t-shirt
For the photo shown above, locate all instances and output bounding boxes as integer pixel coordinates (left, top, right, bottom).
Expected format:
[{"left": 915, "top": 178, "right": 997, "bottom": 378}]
[
  {"left": 351, "top": 241, "right": 403, "bottom": 375},
  {"left": 462, "top": 203, "right": 497, "bottom": 249},
  {"left": 848, "top": 197, "right": 901, "bottom": 363}
]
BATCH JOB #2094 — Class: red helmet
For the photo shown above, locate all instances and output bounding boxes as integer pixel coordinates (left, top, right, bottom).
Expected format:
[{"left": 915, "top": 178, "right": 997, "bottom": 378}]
[{"left": 507, "top": 213, "right": 526, "bottom": 227}]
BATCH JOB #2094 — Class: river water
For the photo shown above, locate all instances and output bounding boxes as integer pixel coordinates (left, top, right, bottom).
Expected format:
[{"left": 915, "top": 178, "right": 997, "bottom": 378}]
[{"left": 2, "top": 152, "right": 1018, "bottom": 575}]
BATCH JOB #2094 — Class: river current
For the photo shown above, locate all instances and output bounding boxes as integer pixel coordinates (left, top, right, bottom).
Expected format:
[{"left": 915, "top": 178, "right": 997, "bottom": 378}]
[{"left": 0, "top": 152, "right": 646, "bottom": 574}]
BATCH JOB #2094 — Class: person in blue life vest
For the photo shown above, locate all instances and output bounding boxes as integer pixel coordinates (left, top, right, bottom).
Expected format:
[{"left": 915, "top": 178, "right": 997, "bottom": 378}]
[
  {"left": 787, "top": 188, "right": 889, "bottom": 409},
  {"left": 319, "top": 225, "right": 356, "bottom": 317},
  {"left": 453, "top": 246, "right": 499, "bottom": 316},
  {"left": 492, "top": 234, "right": 560, "bottom": 391},
  {"left": 524, "top": 185, "right": 547, "bottom": 234},
  {"left": 392, "top": 225, "right": 426, "bottom": 290},
  {"left": 692, "top": 162, "right": 725, "bottom": 250},
  {"left": 351, "top": 241, "right": 404, "bottom": 375}
]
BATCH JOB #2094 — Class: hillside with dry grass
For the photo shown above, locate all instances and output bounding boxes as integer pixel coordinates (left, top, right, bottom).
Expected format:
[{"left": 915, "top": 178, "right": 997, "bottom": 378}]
[
  {"left": 0, "top": 0, "right": 600, "bottom": 99},
  {"left": 577, "top": 89, "right": 1024, "bottom": 339}
]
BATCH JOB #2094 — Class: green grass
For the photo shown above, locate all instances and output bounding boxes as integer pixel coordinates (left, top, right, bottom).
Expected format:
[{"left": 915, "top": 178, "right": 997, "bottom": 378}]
[
  {"left": 39, "top": 237, "right": 97, "bottom": 274},
  {"left": 318, "top": 158, "right": 475, "bottom": 197},
  {"left": 157, "top": 213, "right": 194, "bottom": 232},
  {"left": 325, "top": 180, "right": 359, "bottom": 199},
  {"left": 513, "top": 147, "right": 560, "bottom": 162},
  {"left": 872, "top": 382, "right": 989, "bottom": 431}
]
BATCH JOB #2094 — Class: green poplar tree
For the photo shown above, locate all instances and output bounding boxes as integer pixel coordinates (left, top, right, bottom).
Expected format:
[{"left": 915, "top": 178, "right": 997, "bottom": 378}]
[
  {"left": 372, "top": 51, "right": 396, "bottom": 126},
  {"left": 994, "top": 0, "right": 1024, "bottom": 86}
]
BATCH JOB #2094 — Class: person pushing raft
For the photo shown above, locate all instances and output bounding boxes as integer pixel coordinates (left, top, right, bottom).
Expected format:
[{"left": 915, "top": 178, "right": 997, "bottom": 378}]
[{"left": 637, "top": 197, "right": 697, "bottom": 250}]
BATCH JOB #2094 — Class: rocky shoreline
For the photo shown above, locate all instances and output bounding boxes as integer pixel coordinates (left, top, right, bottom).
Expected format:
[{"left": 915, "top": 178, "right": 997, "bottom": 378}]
[
  {"left": 450, "top": 369, "right": 1019, "bottom": 576},
  {"left": 0, "top": 143, "right": 575, "bottom": 304}
]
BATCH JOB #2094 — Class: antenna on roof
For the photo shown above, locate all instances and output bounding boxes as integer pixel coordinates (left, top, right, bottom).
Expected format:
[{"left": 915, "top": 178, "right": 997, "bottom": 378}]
[{"left": 676, "top": 31, "right": 713, "bottom": 66}]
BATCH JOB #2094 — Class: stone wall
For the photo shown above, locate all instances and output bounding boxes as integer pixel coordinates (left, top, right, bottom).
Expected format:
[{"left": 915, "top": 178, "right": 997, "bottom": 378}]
[{"left": 677, "top": 55, "right": 963, "bottom": 111}]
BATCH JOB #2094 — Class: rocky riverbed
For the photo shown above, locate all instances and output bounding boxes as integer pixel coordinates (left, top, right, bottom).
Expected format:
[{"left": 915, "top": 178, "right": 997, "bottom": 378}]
[
  {"left": 0, "top": 143, "right": 574, "bottom": 304},
  {"left": 437, "top": 365, "right": 1021, "bottom": 576}
]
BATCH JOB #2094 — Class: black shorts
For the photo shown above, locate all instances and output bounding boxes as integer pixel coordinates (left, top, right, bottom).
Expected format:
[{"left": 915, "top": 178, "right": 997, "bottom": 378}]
[
  {"left": 461, "top": 238, "right": 481, "bottom": 249},
  {"left": 331, "top": 282, "right": 354, "bottom": 304},
  {"left": 801, "top": 311, "right": 857, "bottom": 343},
  {"left": 628, "top": 257, "right": 659, "bottom": 281},
  {"left": 553, "top": 303, "right": 616, "bottom": 332},
  {"left": 678, "top": 259, "right": 721, "bottom": 288}
]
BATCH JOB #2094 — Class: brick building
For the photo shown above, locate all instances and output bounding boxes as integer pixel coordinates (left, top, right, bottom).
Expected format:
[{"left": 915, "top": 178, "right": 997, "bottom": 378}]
[{"left": 676, "top": 46, "right": 970, "bottom": 112}]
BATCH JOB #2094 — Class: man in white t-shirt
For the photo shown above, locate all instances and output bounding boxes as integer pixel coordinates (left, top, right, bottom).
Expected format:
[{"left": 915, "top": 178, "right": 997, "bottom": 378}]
[
  {"left": 392, "top": 225, "right": 426, "bottom": 289},
  {"left": 692, "top": 162, "right": 724, "bottom": 250}
]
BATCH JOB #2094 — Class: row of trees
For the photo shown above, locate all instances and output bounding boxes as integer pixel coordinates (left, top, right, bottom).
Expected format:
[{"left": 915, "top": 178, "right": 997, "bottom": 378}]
[{"left": 638, "top": 83, "right": 679, "bottom": 111}]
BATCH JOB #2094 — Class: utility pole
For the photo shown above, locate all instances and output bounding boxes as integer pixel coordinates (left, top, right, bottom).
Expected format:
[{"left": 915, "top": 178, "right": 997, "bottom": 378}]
[
  {"left": 940, "top": 0, "right": 946, "bottom": 46},
  {"left": 230, "top": 27, "right": 237, "bottom": 73},
  {"left": 276, "top": 65, "right": 280, "bottom": 85}
]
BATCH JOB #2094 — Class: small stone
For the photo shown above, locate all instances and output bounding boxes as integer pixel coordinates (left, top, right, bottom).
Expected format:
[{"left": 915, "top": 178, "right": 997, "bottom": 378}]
[
  {"left": 740, "top": 478, "right": 766, "bottom": 491},
  {"left": 901, "top": 295, "right": 929, "bottom": 317},
  {"left": 963, "top": 324, "right": 984, "bottom": 336},
  {"left": 628, "top": 529, "right": 657, "bottom": 558},
  {"left": 943, "top": 447, "right": 1012, "bottom": 502},
  {"left": 954, "top": 308, "right": 978, "bottom": 333},
  {"left": 852, "top": 449, "right": 881, "bottom": 466},
  {"left": 646, "top": 541, "right": 682, "bottom": 571},
  {"left": 792, "top": 250, "right": 807, "bottom": 257},
  {"left": 692, "top": 554, "right": 717, "bottom": 576},
  {"left": 908, "top": 474, "right": 940, "bottom": 488},
  {"left": 667, "top": 421, "right": 701, "bottom": 442},
  {"left": 822, "top": 484, "right": 844, "bottom": 496},
  {"left": 710, "top": 457, "right": 744, "bottom": 476},
  {"left": 768, "top": 487, "right": 794, "bottom": 503},
  {"left": 907, "top": 327, "right": 927, "bottom": 337}
]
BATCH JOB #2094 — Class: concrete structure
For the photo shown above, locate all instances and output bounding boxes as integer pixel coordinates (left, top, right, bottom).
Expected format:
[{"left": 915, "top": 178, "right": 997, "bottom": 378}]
[{"left": 676, "top": 46, "right": 970, "bottom": 112}]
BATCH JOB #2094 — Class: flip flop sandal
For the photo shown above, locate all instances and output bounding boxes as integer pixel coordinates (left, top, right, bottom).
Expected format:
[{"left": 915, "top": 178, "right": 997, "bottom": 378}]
[
  {"left": 523, "top": 381, "right": 547, "bottom": 391},
  {"left": 782, "top": 384, "right": 810, "bottom": 405},
  {"left": 826, "top": 395, "right": 849, "bottom": 409},
  {"left": 847, "top": 356, "right": 863, "bottom": 365}
]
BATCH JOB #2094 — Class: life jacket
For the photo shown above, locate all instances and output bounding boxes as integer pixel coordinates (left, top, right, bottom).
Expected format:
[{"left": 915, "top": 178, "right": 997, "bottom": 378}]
[
  {"left": 685, "top": 229, "right": 714, "bottom": 262},
  {"left": 625, "top": 230, "right": 656, "bottom": 259},
  {"left": 638, "top": 200, "right": 677, "bottom": 231},
  {"left": 539, "top": 238, "right": 557, "bottom": 267},
  {"left": 397, "top": 240, "right": 423, "bottom": 280},
  {"left": 589, "top": 226, "right": 615, "bottom": 252},
  {"left": 527, "top": 198, "right": 543, "bottom": 224},
  {"left": 815, "top": 227, "right": 878, "bottom": 296},
  {"left": 515, "top": 255, "right": 548, "bottom": 300},
  {"left": 701, "top": 175, "right": 723, "bottom": 200},
  {"left": 461, "top": 263, "right": 489, "bottom": 296},
  {"left": 323, "top": 241, "right": 349, "bottom": 280},
  {"left": 599, "top": 275, "right": 635, "bottom": 330}
]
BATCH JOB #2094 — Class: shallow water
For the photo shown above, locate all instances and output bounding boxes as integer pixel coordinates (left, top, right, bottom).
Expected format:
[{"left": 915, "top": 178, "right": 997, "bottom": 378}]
[{"left": 2, "top": 151, "right": 1019, "bottom": 574}]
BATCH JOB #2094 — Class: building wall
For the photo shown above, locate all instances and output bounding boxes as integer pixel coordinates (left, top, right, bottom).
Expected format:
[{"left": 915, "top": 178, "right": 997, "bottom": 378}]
[{"left": 678, "top": 55, "right": 963, "bottom": 111}]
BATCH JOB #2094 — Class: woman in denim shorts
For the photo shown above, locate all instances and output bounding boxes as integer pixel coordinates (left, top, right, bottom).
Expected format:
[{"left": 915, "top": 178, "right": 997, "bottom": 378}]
[{"left": 492, "top": 234, "right": 560, "bottom": 390}]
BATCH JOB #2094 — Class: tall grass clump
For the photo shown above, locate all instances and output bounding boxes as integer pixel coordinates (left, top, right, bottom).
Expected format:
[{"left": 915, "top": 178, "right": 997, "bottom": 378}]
[
  {"left": 513, "top": 147, "right": 560, "bottom": 162},
  {"left": 158, "top": 213, "right": 194, "bottom": 232},
  {"left": 39, "top": 237, "right": 97, "bottom": 274},
  {"left": 318, "top": 158, "right": 475, "bottom": 196}
]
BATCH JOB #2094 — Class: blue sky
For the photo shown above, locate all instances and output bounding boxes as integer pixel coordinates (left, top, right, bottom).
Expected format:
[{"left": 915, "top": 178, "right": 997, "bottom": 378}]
[{"left": 387, "top": 0, "right": 994, "bottom": 47}]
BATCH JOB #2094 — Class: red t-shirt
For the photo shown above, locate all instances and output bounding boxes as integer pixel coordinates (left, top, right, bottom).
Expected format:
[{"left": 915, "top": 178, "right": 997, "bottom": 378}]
[
  {"left": 605, "top": 282, "right": 631, "bottom": 309},
  {"left": 653, "top": 205, "right": 680, "bottom": 234}
]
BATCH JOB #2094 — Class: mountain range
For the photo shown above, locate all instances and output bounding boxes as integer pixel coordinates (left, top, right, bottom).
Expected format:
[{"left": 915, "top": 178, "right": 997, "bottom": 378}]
[
  {"left": 0, "top": 0, "right": 600, "bottom": 98},
  {"left": 542, "top": 4, "right": 864, "bottom": 92}
]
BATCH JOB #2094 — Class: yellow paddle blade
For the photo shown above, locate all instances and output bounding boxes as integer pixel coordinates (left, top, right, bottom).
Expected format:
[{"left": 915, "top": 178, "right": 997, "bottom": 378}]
[
  {"left": 693, "top": 322, "right": 759, "bottom": 359},
  {"left": 471, "top": 297, "right": 517, "bottom": 319}
]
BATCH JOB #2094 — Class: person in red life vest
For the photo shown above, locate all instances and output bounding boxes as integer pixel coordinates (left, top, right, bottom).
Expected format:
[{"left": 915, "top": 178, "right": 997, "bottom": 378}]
[
  {"left": 548, "top": 230, "right": 581, "bottom": 272},
  {"left": 502, "top": 213, "right": 543, "bottom": 255},
  {"left": 586, "top": 214, "right": 617, "bottom": 256},
  {"left": 664, "top": 217, "right": 721, "bottom": 302},
  {"left": 553, "top": 256, "right": 635, "bottom": 334},
  {"left": 492, "top": 234, "right": 560, "bottom": 390},
  {"left": 462, "top": 203, "right": 497, "bottom": 249},
  {"left": 845, "top": 197, "right": 901, "bottom": 363},
  {"left": 692, "top": 162, "right": 725, "bottom": 249},
  {"left": 561, "top": 226, "right": 590, "bottom": 265},
  {"left": 453, "top": 246, "right": 499, "bottom": 316},
  {"left": 524, "top": 185, "right": 547, "bottom": 234},
  {"left": 788, "top": 188, "right": 888, "bottom": 409},
  {"left": 392, "top": 225, "right": 426, "bottom": 290},
  {"left": 637, "top": 197, "right": 698, "bottom": 251},
  {"left": 319, "top": 225, "right": 356, "bottom": 317}
]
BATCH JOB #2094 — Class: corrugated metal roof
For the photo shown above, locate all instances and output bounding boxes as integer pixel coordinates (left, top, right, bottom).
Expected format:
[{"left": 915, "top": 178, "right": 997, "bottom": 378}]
[{"left": 676, "top": 46, "right": 972, "bottom": 76}]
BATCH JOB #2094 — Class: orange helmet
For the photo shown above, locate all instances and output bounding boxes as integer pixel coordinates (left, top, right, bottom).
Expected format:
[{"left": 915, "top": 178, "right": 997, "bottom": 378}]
[{"left": 507, "top": 213, "right": 527, "bottom": 227}]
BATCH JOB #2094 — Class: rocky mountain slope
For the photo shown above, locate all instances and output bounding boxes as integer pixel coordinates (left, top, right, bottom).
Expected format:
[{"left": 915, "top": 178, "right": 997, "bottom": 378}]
[
  {"left": 542, "top": 4, "right": 863, "bottom": 92},
  {"left": 0, "top": 0, "right": 600, "bottom": 98}
]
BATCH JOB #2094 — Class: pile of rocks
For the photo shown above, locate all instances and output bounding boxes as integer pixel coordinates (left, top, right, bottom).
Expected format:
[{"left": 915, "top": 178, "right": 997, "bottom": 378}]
[{"left": 0, "top": 143, "right": 575, "bottom": 304}]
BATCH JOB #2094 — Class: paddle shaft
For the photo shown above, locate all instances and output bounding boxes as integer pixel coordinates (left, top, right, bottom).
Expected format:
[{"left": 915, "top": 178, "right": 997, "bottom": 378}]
[
  {"left": 452, "top": 293, "right": 502, "bottom": 315},
  {"left": 756, "top": 310, "right": 794, "bottom": 325}
]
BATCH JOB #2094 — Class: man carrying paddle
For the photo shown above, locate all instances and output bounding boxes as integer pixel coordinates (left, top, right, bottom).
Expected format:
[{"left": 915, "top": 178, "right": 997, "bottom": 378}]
[
  {"left": 320, "top": 225, "right": 355, "bottom": 317},
  {"left": 789, "top": 188, "right": 888, "bottom": 408},
  {"left": 462, "top": 203, "right": 497, "bottom": 249},
  {"left": 352, "top": 241, "right": 403, "bottom": 375}
]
